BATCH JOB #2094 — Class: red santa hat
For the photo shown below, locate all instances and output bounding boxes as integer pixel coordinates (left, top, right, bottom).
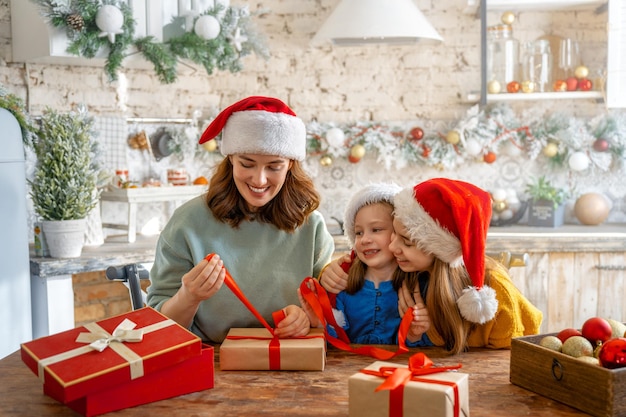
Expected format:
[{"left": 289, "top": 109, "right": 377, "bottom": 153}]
[
  {"left": 393, "top": 178, "right": 498, "bottom": 324},
  {"left": 199, "top": 96, "right": 306, "bottom": 161},
  {"left": 343, "top": 182, "right": 402, "bottom": 246}
]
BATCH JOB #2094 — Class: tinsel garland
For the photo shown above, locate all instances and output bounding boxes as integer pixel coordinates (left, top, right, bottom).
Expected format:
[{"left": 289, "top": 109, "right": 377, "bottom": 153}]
[{"left": 30, "top": 0, "right": 269, "bottom": 84}]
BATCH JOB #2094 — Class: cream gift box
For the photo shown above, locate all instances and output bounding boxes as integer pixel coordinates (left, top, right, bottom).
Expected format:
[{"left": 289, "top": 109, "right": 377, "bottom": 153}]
[{"left": 349, "top": 360, "right": 469, "bottom": 417}]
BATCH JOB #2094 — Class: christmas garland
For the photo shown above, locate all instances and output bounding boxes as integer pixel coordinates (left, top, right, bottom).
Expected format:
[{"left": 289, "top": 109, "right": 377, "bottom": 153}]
[
  {"left": 0, "top": 84, "right": 38, "bottom": 146},
  {"left": 305, "top": 104, "right": 626, "bottom": 174},
  {"left": 30, "top": 0, "right": 269, "bottom": 84}
]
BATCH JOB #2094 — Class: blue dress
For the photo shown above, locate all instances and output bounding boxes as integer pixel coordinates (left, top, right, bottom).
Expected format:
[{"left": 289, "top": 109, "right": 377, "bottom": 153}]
[{"left": 334, "top": 280, "right": 431, "bottom": 346}]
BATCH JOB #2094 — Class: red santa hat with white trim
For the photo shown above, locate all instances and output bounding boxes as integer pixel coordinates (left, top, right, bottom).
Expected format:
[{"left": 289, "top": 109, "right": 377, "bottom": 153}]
[
  {"left": 393, "top": 178, "right": 498, "bottom": 324},
  {"left": 199, "top": 96, "right": 306, "bottom": 161}
]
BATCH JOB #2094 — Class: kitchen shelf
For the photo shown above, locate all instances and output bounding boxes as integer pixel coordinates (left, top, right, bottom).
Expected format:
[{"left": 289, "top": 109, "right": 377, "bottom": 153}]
[
  {"left": 487, "top": 91, "right": 604, "bottom": 102},
  {"left": 465, "top": 0, "right": 606, "bottom": 14}
]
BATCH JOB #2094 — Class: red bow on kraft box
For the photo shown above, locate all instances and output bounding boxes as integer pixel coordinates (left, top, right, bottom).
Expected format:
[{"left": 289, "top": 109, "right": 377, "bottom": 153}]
[
  {"left": 349, "top": 353, "right": 469, "bottom": 417},
  {"left": 208, "top": 254, "right": 326, "bottom": 371}
]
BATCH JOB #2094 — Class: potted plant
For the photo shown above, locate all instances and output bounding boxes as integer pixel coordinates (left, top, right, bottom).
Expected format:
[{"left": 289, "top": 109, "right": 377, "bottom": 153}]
[
  {"left": 525, "top": 176, "right": 569, "bottom": 227},
  {"left": 29, "top": 106, "right": 100, "bottom": 257}
]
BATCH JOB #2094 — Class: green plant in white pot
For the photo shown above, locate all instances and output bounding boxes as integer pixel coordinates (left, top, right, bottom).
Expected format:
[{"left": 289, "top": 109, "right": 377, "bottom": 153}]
[
  {"left": 29, "top": 106, "right": 100, "bottom": 258},
  {"left": 525, "top": 176, "right": 569, "bottom": 227}
]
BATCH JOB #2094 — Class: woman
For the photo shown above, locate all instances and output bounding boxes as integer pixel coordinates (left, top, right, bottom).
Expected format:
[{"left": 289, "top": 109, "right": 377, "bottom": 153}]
[{"left": 147, "top": 96, "right": 335, "bottom": 343}]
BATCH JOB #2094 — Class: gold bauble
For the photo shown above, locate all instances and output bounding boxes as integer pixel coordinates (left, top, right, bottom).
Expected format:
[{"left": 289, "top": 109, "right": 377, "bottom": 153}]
[
  {"left": 501, "top": 11, "right": 515, "bottom": 25},
  {"left": 521, "top": 80, "right": 535, "bottom": 93},
  {"left": 542, "top": 142, "right": 559, "bottom": 158},
  {"left": 574, "top": 65, "right": 589, "bottom": 79},
  {"left": 350, "top": 144, "right": 366, "bottom": 158},
  {"left": 574, "top": 193, "right": 611, "bottom": 225},
  {"left": 202, "top": 140, "right": 218, "bottom": 152},
  {"left": 446, "top": 130, "right": 461, "bottom": 145},
  {"left": 493, "top": 200, "right": 508, "bottom": 213},
  {"left": 320, "top": 155, "right": 333, "bottom": 166},
  {"left": 487, "top": 80, "right": 501, "bottom": 94}
]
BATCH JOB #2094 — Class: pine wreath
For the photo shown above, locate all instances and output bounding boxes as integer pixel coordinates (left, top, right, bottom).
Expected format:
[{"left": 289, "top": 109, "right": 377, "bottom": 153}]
[{"left": 31, "top": 0, "right": 269, "bottom": 84}]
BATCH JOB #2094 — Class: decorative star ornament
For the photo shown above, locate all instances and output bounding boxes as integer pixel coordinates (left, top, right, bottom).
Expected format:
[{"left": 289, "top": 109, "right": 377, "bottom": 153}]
[{"left": 230, "top": 27, "right": 247, "bottom": 52}]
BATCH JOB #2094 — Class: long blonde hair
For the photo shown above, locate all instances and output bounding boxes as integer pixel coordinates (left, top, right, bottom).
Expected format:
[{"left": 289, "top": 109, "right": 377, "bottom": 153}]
[{"left": 206, "top": 157, "right": 320, "bottom": 232}]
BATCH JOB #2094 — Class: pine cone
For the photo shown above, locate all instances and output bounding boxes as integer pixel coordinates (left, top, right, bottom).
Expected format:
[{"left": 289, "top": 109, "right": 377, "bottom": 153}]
[{"left": 66, "top": 14, "right": 85, "bottom": 31}]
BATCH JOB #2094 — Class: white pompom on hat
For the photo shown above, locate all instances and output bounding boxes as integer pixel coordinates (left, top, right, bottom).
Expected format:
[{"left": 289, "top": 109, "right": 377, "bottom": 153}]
[
  {"left": 199, "top": 96, "right": 307, "bottom": 161},
  {"left": 393, "top": 178, "right": 498, "bottom": 324},
  {"left": 343, "top": 182, "right": 402, "bottom": 246}
]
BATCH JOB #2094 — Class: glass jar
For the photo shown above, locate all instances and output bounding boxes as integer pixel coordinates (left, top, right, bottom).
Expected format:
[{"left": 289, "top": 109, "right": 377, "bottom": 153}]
[
  {"left": 521, "top": 40, "right": 553, "bottom": 93},
  {"left": 487, "top": 24, "right": 520, "bottom": 92}
]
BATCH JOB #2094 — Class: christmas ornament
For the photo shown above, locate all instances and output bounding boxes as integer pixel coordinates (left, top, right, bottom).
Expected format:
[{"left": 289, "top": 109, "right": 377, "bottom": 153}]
[
  {"left": 557, "top": 328, "right": 582, "bottom": 343},
  {"left": 202, "top": 140, "right": 218, "bottom": 152},
  {"left": 501, "top": 11, "right": 515, "bottom": 25},
  {"left": 521, "top": 80, "right": 535, "bottom": 93},
  {"left": 568, "top": 151, "right": 590, "bottom": 171},
  {"left": 483, "top": 151, "right": 496, "bottom": 164},
  {"left": 350, "top": 144, "right": 366, "bottom": 159},
  {"left": 562, "top": 336, "right": 594, "bottom": 358},
  {"left": 506, "top": 81, "right": 520, "bottom": 93},
  {"left": 421, "top": 145, "right": 431, "bottom": 158},
  {"left": 565, "top": 77, "right": 578, "bottom": 91},
  {"left": 574, "top": 193, "right": 611, "bottom": 225},
  {"left": 598, "top": 338, "right": 626, "bottom": 369},
  {"left": 539, "top": 335, "right": 563, "bottom": 352},
  {"left": 593, "top": 138, "right": 609, "bottom": 152},
  {"left": 542, "top": 143, "right": 558, "bottom": 158},
  {"left": 446, "top": 130, "right": 460, "bottom": 145},
  {"left": 320, "top": 155, "right": 333, "bottom": 166},
  {"left": 348, "top": 154, "right": 361, "bottom": 163},
  {"left": 230, "top": 27, "right": 248, "bottom": 52},
  {"left": 607, "top": 319, "right": 626, "bottom": 338},
  {"left": 409, "top": 126, "right": 424, "bottom": 141},
  {"left": 95, "top": 5, "right": 124, "bottom": 43},
  {"left": 574, "top": 65, "right": 589, "bottom": 79},
  {"left": 491, "top": 189, "right": 508, "bottom": 202},
  {"left": 465, "top": 138, "right": 482, "bottom": 156},
  {"left": 578, "top": 78, "right": 592, "bottom": 91},
  {"left": 553, "top": 79, "right": 567, "bottom": 92},
  {"left": 487, "top": 80, "right": 501, "bottom": 94},
  {"left": 195, "top": 15, "right": 221, "bottom": 40},
  {"left": 66, "top": 13, "right": 85, "bottom": 31},
  {"left": 581, "top": 317, "right": 613, "bottom": 345},
  {"left": 325, "top": 127, "right": 345, "bottom": 148}
]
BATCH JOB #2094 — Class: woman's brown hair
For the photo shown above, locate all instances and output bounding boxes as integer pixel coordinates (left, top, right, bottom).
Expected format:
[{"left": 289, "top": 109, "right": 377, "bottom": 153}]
[{"left": 205, "top": 157, "right": 320, "bottom": 232}]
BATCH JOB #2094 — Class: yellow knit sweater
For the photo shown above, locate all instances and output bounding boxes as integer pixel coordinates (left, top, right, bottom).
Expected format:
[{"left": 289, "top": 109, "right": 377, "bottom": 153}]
[{"left": 426, "top": 268, "right": 543, "bottom": 350}]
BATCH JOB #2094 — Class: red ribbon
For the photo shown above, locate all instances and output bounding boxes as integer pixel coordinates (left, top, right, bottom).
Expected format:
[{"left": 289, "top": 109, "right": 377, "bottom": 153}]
[
  {"left": 206, "top": 254, "right": 288, "bottom": 369},
  {"left": 299, "top": 277, "right": 412, "bottom": 360},
  {"left": 360, "top": 353, "right": 463, "bottom": 417}
]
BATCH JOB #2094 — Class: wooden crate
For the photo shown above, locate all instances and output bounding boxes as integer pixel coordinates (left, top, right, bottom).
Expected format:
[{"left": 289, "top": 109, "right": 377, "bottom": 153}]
[{"left": 510, "top": 333, "right": 626, "bottom": 417}]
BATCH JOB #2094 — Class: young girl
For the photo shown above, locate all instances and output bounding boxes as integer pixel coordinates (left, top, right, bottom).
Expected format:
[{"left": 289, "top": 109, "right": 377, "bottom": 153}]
[
  {"left": 390, "top": 177, "right": 543, "bottom": 354},
  {"left": 305, "top": 183, "right": 429, "bottom": 345},
  {"left": 147, "top": 96, "right": 335, "bottom": 343}
]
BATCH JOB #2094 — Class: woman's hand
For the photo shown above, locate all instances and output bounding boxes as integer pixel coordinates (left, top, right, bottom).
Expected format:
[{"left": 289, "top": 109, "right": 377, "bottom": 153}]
[
  {"left": 274, "top": 305, "right": 311, "bottom": 338},
  {"left": 319, "top": 254, "right": 351, "bottom": 293},
  {"left": 297, "top": 285, "right": 322, "bottom": 328},
  {"left": 179, "top": 254, "right": 227, "bottom": 305}
]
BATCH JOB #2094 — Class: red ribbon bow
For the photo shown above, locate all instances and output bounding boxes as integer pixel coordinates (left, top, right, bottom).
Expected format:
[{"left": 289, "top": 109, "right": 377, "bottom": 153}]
[{"left": 360, "top": 353, "right": 463, "bottom": 417}]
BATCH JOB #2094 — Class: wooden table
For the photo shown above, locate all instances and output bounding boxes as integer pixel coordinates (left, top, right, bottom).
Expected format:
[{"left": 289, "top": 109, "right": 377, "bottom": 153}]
[{"left": 0, "top": 345, "right": 590, "bottom": 416}]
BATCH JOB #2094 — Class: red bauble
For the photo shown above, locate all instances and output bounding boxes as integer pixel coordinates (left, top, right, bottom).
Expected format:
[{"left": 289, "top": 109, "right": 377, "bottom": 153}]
[
  {"left": 553, "top": 79, "right": 567, "bottom": 92},
  {"left": 578, "top": 78, "right": 593, "bottom": 91},
  {"left": 556, "top": 328, "right": 582, "bottom": 343},
  {"left": 565, "top": 77, "right": 578, "bottom": 91},
  {"left": 598, "top": 338, "right": 626, "bottom": 369},
  {"left": 421, "top": 145, "right": 431, "bottom": 158},
  {"left": 348, "top": 155, "right": 361, "bottom": 163},
  {"left": 581, "top": 317, "right": 613, "bottom": 345},
  {"left": 409, "top": 127, "right": 424, "bottom": 141},
  {"left": 483, "top": 151, "right": 497, "bottom": 164},
  {"left": 593, "top": 138, "right": 609, "bottom": 152},
  {"left": 507, "top": 81, "right": 520, "bottom": 93}
]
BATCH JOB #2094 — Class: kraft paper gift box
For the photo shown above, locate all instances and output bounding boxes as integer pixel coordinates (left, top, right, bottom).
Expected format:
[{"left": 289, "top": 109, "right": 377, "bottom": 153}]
[
  {"left": 348, "top": 360, "right": 470, "bottom": 417},
  {"left": 21, "top": 306, "right": 203, "bottom": 403},
  {"left": 219, "top": 327, "right": 326, "bottom": 371},
  {"left": 53, "top": 345, "right": 215, "bottom": 417}
]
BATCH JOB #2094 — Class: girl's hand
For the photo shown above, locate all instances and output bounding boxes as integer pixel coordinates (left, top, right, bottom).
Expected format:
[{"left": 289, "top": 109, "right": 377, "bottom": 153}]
[
  {"left": 179, "top": 254, "right": 226, "bottom": 305},
  {"left": 319, "top": 254, "right": 351, "bottom": 294},
  {"left": 407, "top": 303, "right": 430, "bottom": 343},
  {"left": 297, "top": 286, "right": 322, "bottom": 328},
  {"left": 274, "top": 305, "right": 311, "bottom": 338},
  {"left": 398, "top": 280, "right": 416, "bottom": 316}
]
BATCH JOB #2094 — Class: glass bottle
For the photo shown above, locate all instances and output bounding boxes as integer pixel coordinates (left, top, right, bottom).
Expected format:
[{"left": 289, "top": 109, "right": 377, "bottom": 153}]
[
  {"left": 487, "top": 24, "right": 520, "bottom": 92},
  {"left": 521, "top": 40, "right": 553, "bottom": 93}
]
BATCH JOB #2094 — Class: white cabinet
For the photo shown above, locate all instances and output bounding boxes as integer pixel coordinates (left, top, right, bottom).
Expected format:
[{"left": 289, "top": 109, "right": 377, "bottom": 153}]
[{"left": 471, "top": 0, "right": 625, "bottom": 108}]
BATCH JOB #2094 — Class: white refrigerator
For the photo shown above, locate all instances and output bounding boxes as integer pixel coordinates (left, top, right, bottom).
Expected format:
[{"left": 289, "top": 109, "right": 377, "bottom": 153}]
[{"left": 0, "top": 108, "right": 32, "bottom": 358}]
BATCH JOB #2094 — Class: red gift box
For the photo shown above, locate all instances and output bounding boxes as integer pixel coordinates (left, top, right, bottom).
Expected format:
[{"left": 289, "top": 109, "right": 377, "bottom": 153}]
[
  {"left": 49, "top": 345, "right": 215, "bottom": 417},
  {"left": 21, "top": 307, "right": 202, "bottom": 403}
]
